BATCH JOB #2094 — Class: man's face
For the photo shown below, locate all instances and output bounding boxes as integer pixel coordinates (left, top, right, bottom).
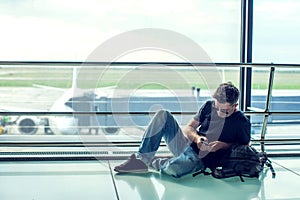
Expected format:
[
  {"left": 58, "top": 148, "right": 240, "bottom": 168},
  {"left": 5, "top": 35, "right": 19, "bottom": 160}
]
[{"left": 213, "top": 100, "right": 238, "bottom": 118}]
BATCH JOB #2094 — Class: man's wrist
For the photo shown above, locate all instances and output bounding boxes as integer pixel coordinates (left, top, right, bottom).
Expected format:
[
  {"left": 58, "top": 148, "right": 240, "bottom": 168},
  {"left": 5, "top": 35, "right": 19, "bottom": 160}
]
[{"left": 193, "top": 134, "right": 200, "bottom": 143}]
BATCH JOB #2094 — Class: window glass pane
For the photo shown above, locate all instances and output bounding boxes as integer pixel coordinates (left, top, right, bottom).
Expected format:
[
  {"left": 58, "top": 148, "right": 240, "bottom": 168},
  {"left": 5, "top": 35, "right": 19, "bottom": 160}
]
[
  {"left": 250, "top": 67, "right": 300, "bottom": 112},
  {"left": 253, "top": 0, "right": 300, "bottom": 63},
  {"left": 0, "top": 0, "right": 240, "bottom": 62},
  {"left": 0, "top": 64, "right": 232, "bottom": 143},
  {"left": 245, "top": 0, "right": 299, "bottom": 145},
  {"left": 250, "top": 67, "right": 269, "bottom": 135},
  {"left": 250, "top": 66, "right": 300, "bottom": 141}
]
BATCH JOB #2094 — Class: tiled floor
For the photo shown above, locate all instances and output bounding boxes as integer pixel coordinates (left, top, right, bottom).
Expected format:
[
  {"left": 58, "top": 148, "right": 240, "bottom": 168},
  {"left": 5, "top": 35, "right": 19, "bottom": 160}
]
[{"left": 0, "top": 158, "right": 299, "bottom": 200}]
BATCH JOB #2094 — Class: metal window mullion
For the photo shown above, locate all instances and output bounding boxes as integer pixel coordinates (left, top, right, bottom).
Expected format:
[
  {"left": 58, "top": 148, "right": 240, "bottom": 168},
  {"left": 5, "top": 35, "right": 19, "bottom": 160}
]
[{"left": 239, "top": 0, "right": 253, "bottom": 112}]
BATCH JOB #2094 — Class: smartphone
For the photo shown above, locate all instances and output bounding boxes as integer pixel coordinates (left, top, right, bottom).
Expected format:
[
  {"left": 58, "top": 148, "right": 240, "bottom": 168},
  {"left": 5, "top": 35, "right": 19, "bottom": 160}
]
[{"left": 200, "top": 139, "right": 209, "bottom": 145}]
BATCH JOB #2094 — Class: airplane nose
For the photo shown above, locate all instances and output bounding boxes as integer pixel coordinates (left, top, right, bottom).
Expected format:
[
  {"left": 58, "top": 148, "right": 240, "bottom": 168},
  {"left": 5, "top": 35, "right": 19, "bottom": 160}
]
[{"left": 49, "top": 104, "right": 79, "bottom": 135}]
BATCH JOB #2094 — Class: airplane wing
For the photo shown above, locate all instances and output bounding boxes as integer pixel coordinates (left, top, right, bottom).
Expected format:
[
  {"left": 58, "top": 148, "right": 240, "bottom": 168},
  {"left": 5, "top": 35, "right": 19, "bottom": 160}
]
[
  {"left": 32, "top": 84, "right": 66, "bottom": 92},
  {"left": 0, "top": 105, "right": 47, "bottom": 112}
]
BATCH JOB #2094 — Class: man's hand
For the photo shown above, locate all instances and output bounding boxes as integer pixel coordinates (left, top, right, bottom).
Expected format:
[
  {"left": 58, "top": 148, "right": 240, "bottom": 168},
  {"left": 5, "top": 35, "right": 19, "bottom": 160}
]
[
  {"left": 195, "top": 139, "right": 232, "bottom": 152},
  {"left": 207, "top": 141, "right": 231, "bottom": 152},
  {"left": 194, "top": 136, "right": 210, "bottom": 150}
]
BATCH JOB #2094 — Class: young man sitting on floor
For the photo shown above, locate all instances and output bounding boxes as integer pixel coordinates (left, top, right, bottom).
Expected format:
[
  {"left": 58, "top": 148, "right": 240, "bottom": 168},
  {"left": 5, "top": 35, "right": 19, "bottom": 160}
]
[{"left": 114, "top": 82, "right": 250, "bottom": 178}]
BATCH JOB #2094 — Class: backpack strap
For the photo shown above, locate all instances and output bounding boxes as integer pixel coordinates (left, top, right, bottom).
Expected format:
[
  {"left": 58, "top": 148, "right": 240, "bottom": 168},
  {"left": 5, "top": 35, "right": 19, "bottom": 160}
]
[
  {"left": 265, "top": 159, "right": 276, "bottom": 178},
  {"left": 194, "top": 168, "right": 247, "bottom": 182},
  {"left": 238, "top": 175, "right": 245, "bottom": 182},
  {"left": 192, "top": 169, "right": 211, "bottom": 177}
]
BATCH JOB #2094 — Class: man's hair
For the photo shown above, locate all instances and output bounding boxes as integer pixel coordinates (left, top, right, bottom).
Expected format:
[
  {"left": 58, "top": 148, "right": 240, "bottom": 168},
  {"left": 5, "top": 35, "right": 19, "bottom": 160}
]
[{"left": 212, "top": 82, "right": 239, "bottom": 105}]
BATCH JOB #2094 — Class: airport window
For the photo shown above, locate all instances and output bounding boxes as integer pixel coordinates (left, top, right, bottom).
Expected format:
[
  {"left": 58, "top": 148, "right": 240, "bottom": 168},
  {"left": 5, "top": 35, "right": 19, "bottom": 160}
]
[{"left": 0, "top": 0, "right": 299, "bottom": 158}]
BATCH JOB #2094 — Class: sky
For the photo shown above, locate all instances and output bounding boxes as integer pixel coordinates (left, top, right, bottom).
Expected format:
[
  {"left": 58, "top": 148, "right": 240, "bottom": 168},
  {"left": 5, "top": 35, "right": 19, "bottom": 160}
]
[
  {"left": 0, "top": 0, "right": 240, "bottom": 62},
  {"left": 253, "top": 0, "right": 300, "bottom": 64},
  {"left": 0, "top": 0, "right": 299, "bottom": 64}
]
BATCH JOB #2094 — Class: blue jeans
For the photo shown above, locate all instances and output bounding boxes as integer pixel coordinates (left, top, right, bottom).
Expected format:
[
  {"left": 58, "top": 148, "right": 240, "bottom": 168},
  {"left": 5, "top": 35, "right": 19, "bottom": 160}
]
[{"left": 137, "top": 110, "right": 204, "bottom": 178}]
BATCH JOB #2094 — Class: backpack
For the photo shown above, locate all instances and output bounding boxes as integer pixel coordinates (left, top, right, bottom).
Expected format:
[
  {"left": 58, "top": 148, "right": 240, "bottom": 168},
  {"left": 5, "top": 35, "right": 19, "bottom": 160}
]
[{"left": 193, "top": 144, "right": 276, "bottom": 182}]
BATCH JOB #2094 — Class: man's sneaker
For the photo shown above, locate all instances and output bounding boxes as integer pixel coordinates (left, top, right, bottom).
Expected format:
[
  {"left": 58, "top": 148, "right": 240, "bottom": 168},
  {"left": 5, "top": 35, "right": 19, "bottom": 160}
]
[{"left": 114, "top": 154, "right": 148, "bottom": 173}]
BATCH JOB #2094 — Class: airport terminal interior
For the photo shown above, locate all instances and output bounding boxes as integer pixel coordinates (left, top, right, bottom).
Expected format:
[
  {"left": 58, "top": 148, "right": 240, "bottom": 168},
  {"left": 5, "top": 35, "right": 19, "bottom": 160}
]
[{"left": 0, "top": 0, "right": 300, "bottom": 199}]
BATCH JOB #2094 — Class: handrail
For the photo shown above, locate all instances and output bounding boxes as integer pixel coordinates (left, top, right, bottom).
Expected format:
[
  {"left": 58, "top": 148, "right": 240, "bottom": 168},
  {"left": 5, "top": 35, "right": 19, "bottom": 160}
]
[
  {"left": 1, "top": 61, "right": 300, "bottom": 67},
  {"left": 260, "top": 67, "right": 275, "bottom": 152},
  {"left": 1, "top": 111, "right": 300, "bottom": 116}
]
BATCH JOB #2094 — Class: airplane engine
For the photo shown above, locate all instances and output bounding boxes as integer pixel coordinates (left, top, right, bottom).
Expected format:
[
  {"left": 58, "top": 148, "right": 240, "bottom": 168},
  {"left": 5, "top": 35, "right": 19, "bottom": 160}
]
[
  {"left": 17, "top": 117, "right": 39, "bottom": 135},
  {"left": 102, "top": 127, "right": 120, "bottom": 134}
]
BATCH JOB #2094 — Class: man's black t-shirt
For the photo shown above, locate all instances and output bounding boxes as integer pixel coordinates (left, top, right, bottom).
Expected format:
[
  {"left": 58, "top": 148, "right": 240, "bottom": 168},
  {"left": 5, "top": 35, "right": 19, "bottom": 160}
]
[{"left": 191, "top": 100, "right": 251, "bottom": 168}]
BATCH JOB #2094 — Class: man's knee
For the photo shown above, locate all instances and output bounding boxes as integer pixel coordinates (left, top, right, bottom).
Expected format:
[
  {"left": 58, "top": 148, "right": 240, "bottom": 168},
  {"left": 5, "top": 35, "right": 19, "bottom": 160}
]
[
  {"left": 161, "top": 163, "right": 183, "bottom": 178},
  {"left": 155, "top": 109, "right": 172, "bottom": 120}
]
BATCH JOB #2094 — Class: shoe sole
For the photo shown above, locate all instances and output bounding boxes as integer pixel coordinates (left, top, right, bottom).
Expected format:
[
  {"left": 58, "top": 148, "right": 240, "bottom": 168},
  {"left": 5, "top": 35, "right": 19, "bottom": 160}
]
[{"left": 114, "top": 169, "right": 149, "bottom": 173}]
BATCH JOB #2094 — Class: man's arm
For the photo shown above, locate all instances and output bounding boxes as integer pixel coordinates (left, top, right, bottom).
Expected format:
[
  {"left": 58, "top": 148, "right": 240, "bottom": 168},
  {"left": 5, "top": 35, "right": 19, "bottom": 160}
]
[
  {"left": 184, "top": 118, "right": 232, "bottom": 152},
  {"left": 184, "top": 118, "right": 208, "bottom": 149}
]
